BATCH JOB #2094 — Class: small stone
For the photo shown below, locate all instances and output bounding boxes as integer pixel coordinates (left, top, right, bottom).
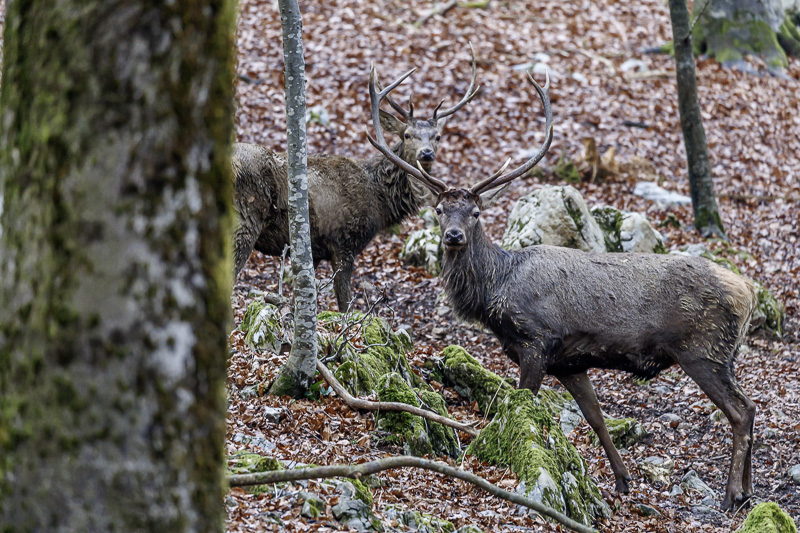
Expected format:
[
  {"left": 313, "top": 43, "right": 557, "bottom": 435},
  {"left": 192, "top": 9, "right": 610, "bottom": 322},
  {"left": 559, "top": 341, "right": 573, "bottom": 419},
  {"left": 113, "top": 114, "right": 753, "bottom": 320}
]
[
  {"left": 263, "top": 406, "right": 286, "bottom": 424},
  {"left": 633, "top": 181, "right": 691, "bottom": 206},
  {"left": 681, "top": 469, "right": 717, "bottom": 501},
  {"left": 432, "top": 327, "right": 448, "bottom": 339},
  {"left": 659, "top": 413, "right": 681, "bottom": 427},
  {"left": 676, "top": 422, "right": 691, "bottom": 432},
  {"left": 455, "top": 526, "right": 485, "bottom": 533},
  {"left": 709, "top": 409, "right": 726, "bottom": 424},
  {"left": 634, "top": 503, "right": 662, "bottom": 517},
  {"left": 639, "top": 456, "right": 675, "bottom": 485},
  {"left": 299, "top": 492, "right": 326, "bottom": 518},
  {"left": 669, "top": 484, "right": 683, "bottom": 498},
  {"left": 788, "top": 464, "right": 800, "bottom": 484},
  {"left": 763, "top": 427, "right": 779, "bottom": 439}
]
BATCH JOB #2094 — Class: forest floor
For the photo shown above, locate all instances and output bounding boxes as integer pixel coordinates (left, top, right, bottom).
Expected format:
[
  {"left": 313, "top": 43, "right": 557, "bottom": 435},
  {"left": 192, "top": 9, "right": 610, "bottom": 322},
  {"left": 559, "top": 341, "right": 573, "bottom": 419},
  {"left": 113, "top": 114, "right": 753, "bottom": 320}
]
[{"left": 227, "top": 0, "right": 800, "bottom": 531}]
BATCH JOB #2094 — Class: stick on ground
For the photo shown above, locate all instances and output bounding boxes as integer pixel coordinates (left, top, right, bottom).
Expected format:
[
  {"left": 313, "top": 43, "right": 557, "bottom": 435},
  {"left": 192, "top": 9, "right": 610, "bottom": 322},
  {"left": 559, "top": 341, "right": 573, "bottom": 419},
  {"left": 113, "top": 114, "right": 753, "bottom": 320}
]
[
  {"left": 316, "top": 359, "right": 480, "bottom": 437},
  {"left": 228, "top": 455, "right": 598, "bottom": 533}
]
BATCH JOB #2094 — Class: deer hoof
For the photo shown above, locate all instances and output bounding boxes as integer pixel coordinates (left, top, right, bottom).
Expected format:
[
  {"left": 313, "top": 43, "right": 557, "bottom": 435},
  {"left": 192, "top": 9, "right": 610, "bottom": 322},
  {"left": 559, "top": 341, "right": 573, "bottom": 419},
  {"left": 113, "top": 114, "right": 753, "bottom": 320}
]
[
  {"left": 615, "top": 476, "right": 630, "bottom": 494},
  {"left": 721, "top": 490, "right": 751, "bottom": 512}
]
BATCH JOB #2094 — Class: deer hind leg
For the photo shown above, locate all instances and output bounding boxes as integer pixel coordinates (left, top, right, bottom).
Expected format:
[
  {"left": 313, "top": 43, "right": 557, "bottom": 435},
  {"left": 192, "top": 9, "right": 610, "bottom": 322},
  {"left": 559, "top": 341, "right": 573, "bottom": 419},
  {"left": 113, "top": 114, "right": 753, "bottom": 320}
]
[
  {"left": 233, "top": 215, "right": 264, "bottom": 277},
  {"left": 556, "top": 372, "right": 632, "bottom": 493},
  {"left": 678, "top": 356, "right": 756, "bottom": 511},
  {"left": 331, "top": 254, "right": 355, "bottom": 312}
]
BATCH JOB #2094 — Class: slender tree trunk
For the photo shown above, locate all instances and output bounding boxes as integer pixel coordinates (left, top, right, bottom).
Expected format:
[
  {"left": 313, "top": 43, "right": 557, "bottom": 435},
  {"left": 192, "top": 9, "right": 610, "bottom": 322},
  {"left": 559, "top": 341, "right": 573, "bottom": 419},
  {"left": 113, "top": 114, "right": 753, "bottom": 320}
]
[
  {"left": 0, "top": 1, "right": 235, "bottom": 530},
  {"left": 668, "top": 0, "right": 727, "bottom": 239},
  {"left": 269, "top": 0, "right": 319, "bottom": 398}
]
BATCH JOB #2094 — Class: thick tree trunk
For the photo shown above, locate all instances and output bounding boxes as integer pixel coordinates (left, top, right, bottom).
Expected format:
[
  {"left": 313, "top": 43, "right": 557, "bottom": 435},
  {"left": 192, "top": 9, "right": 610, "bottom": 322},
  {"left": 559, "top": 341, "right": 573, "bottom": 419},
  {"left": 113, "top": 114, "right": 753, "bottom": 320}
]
[
  {"left": 269, "top": 0, "right": 319, "bottom": 398},
  {"left": 692, "top": 0, "right": 800, "bottom": 73},
  {"left": 0, "top": 1, "right": 235, "bottom": 531},
  {"left": 669, "top": 0, "right": 727, "bottom": 239}
]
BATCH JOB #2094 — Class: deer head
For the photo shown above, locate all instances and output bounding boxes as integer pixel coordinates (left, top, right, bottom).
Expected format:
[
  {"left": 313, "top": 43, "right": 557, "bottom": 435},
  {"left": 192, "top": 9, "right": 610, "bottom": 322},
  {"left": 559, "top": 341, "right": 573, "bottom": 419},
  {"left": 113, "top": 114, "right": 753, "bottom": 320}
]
[
  {"left": 374, "top": 44, "right": 479, "bottom": 172},
  {"left": 367, "top": 67, "right": 553, "bottom": 245}
]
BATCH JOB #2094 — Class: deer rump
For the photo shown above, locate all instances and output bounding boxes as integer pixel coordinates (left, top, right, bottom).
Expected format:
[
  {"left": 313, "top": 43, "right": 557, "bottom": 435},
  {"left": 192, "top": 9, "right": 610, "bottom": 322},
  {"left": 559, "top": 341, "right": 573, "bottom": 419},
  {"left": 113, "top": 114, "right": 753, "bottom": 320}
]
[{"left": 451, "top": 245, "right": 757, "bottom": 381}]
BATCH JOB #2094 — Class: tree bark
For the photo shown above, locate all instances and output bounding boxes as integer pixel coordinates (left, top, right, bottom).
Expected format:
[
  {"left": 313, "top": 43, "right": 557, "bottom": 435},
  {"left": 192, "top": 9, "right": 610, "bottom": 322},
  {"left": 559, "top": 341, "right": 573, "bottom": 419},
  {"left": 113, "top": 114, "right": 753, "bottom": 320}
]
[
  {"left": 269, "top": 0, "right": 319, "bottom": 398},
  {"left": 691, "top": 0, "right": 800, "bottom": 73},
  {"left": 668, "top": 0, "right": 727, "bottom": 239},
  {"left": 0, "top": 1, "right": 235, "bottom": 530}
]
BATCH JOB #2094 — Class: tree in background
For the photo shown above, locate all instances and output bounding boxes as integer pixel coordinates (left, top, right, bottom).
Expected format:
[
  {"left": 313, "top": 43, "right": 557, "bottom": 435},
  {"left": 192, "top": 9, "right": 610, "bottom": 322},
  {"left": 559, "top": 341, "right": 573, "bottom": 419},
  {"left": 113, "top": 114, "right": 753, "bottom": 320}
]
[
  {"left": 0, "top": 1, "right": 235, "bottom": 530},
  {"left": 268, "top": 0, "right": 319, "bottom": 398},
  {"left": 692, "top": 0, "right": 800, "bottom": 74},
  {"left": 669, "top": 0, "right": 727, "bottom": 239}
]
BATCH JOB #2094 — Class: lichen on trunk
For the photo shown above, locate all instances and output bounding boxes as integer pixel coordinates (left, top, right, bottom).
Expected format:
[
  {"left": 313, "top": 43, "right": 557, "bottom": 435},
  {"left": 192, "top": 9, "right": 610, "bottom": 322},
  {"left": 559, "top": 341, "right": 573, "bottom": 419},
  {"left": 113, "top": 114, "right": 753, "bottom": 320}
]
[{"left": 0, "top": 0, "right": 236, "bottom": 530}]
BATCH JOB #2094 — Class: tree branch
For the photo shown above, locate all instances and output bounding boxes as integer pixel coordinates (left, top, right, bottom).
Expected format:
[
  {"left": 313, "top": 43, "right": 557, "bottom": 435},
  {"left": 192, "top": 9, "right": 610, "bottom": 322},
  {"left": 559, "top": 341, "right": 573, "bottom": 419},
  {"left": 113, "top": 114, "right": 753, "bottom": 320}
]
[
  {"left": 228, "top": 455, "right": 598, "bottom": 533},
  {"left": 317, "top": 359, "right": 480, "bottom": 437}
]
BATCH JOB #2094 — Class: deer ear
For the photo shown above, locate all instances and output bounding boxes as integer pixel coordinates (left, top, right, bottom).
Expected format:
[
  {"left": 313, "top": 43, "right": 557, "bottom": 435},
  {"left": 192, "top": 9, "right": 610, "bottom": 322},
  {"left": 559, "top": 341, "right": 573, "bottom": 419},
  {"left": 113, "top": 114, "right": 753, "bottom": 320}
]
[
  {"left": 435, "top": 117, "right": 448, "bottom": 132},
  {"left": 379, "top": 109, "right": 406, "bottom": 136},
  {"left": 479, "top": 183, "right": 511, "bottom": 208}
]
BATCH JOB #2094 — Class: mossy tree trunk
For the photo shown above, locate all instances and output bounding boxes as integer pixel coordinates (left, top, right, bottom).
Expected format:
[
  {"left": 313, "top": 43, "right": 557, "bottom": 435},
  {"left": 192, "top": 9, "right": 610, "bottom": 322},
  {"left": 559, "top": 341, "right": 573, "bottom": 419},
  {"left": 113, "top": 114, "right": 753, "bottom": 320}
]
[
  {"left": 692, "top": 0, "right": 800, "bottom": 73},
  {"left": 0, "top": 1, "right": 235, "bottom": 530},
  {"left": 268, "top": 0, "right": 319, "bottom": 398},
  {"left": 668, "top": 0, "right": 727, "bottom": 239}
]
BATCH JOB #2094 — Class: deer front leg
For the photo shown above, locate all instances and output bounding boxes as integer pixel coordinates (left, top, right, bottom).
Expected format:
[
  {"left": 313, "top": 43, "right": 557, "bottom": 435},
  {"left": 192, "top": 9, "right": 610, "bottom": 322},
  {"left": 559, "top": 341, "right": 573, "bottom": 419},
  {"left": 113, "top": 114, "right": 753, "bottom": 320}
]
[{"left": 556, "top": 372, "right": 632, "bottom": 493}]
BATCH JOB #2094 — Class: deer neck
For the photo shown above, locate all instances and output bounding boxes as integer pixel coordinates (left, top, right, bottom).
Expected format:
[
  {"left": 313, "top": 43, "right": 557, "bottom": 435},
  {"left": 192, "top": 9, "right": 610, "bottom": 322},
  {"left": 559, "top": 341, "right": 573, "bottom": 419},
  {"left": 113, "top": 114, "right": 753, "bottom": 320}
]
[
  {"left": 441, "top": 226, "right": 509, "bottom": 324},
  {"left": 363, "top": 142, "right": 428, "bottom": 227}
]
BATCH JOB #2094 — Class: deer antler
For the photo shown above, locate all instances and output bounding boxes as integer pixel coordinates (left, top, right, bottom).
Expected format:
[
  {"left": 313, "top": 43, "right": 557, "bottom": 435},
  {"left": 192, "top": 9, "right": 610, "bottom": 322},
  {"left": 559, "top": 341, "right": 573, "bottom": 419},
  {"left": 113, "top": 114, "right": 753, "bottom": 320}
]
[
  {"left": 433, "top": 42, "right": 480, "bottom": 122},
  {"left": 470, "top": 70, "right": 553, "bottom": 195},
  {"left": 365, "top": 64, "right": 448, "bottom": 196},
  {"left": 376, "top": 42, "right": 479, "bottom": 124}
]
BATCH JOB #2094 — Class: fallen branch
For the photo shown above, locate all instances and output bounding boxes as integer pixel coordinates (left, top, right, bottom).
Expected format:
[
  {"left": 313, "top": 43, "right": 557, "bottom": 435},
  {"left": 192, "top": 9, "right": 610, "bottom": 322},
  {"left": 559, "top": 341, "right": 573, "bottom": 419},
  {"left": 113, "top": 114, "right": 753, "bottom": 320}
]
[
  {"left": 317, "top": 359, "right": 480, "bottom": 437},
  {"left": 228, "top": 455, "right": 598, "bottom": 533}
]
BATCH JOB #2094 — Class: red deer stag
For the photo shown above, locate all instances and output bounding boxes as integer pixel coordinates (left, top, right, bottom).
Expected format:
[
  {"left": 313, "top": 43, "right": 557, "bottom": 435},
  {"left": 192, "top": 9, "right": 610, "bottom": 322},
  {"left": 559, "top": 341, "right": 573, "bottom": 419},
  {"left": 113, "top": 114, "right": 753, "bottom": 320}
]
[
  {"left": 366, "top": 66, "right": 758, "bottom": 511},
  {"left": 233, "top": 46, "right": 479, "bottom": 311}
]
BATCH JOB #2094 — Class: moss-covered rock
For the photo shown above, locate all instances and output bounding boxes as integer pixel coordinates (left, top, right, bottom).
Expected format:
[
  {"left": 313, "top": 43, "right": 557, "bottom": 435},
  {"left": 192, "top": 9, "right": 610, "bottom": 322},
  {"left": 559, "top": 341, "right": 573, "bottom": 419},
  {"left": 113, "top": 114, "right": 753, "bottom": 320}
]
[
  {"left": 374, "top": 373, "right": 458, "bottom": 458},
  {"left": 332, "top": 481, "right": 385, "bottom": 532},
  {"left": 691, "top": 1, "right": 793, "bottom": 73},
  {"left": 438, "top": 345, "right": 514, "bottom": 417},
  {"left": 591, "top": 206, "right": 624, "bottom": 253},
  {"left": 401, "top": 227, "right": 443, "bottom": 276},
  {"left": 227, "top": 452, "right": 282, "bottom": 494},
  {"left": 468, "top": 389, "right": 610, "bottom": 524},
  {"left": 736, "top": 502, "right": 797, "bottom": 533},
  {"left": 240, "top": 298, "right": 284, "bottom": 352},
  {"left": 599, "top": 417, "right": 647, "bottom": 449},
  {"left": 501, "top": 185, "right": 606, "bottom": 253},
  {"left": 384, "top": 506, "right": 456, "bottom": 532}
]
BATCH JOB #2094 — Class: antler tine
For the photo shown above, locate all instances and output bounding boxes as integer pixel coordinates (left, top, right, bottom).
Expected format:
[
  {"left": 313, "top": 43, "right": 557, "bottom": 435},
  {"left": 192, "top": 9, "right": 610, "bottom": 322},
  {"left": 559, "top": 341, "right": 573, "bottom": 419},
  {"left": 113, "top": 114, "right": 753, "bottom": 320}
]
[
  {"left": 433, "top": 41, "right": 480, "bottom": 122},
  {"left": 414, "top": 161, "right": 448, "bottom": 192},
  {"left": 470, "top": 70, "right": 553, "bottom": 195},
  {"left": 376, "top": 70, "right": 413, "bottom": 120},
  {"left": 366, "top": 64, "right": 447, "bottom": 195}
]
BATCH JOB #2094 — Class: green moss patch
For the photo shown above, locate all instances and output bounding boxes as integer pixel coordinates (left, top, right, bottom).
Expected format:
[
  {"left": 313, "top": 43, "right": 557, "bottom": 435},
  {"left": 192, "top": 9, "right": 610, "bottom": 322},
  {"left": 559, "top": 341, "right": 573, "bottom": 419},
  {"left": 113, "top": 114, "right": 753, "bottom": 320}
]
[
  {"left": 227, "top": 452, "right": 282, "bottom": 494},
  {"left": 467, "top": 389, "right": 610, "bottom": 524},
  {"left": 737, "top": 502, "right": 797, "bottom": 533}
]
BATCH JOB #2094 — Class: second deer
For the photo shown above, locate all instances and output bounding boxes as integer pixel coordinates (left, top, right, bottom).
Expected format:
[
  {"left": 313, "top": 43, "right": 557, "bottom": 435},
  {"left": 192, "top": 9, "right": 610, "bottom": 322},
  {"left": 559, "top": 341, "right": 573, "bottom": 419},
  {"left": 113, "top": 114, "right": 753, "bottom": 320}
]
[
  {"left": 367, "top": 66, "right": 758, "bottom": 511},
  {"left": 233, "top": 46, "right": 479, "bottom": 311}
]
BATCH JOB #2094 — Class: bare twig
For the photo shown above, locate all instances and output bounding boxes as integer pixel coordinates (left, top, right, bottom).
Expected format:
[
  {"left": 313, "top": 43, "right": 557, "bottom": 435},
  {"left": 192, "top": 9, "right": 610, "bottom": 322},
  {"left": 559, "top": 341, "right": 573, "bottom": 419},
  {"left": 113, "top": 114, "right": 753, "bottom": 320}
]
[
  {"left": 316, "top": 359, "right": 480, "bottom": 437},
  {"left": 414, "top": 0, "right": 459, "bottom": 27},
  {"left": 228, "top": 455, "right": 598, "bottom": 533}
]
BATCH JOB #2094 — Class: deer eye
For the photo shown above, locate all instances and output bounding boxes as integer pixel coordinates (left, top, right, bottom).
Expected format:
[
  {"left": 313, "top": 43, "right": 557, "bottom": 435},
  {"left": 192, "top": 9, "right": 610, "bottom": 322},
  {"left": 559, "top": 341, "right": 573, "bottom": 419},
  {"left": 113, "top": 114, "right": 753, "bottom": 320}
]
[
  {"left": 435, "top": 207, "right": 442, "bottom": 215},
  {"left": 472, "top": 210, "right": 480, "bottom": 218},
  {"left": 404, "top": 133, "right": 411, "bottom": 139},
  {"left": 435, "top": 135, "right": 441, "bottom": 141}
]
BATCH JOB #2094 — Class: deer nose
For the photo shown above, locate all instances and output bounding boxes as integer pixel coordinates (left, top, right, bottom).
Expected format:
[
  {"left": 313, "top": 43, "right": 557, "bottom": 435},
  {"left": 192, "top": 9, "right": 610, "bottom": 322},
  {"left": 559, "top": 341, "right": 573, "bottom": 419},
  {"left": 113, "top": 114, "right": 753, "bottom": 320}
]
[
  {"left": 444, "top": 229, "right": 465, "bottom": 246},
  {"left": 418, "top": 149, "right": 435, "bottom": 162}
]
